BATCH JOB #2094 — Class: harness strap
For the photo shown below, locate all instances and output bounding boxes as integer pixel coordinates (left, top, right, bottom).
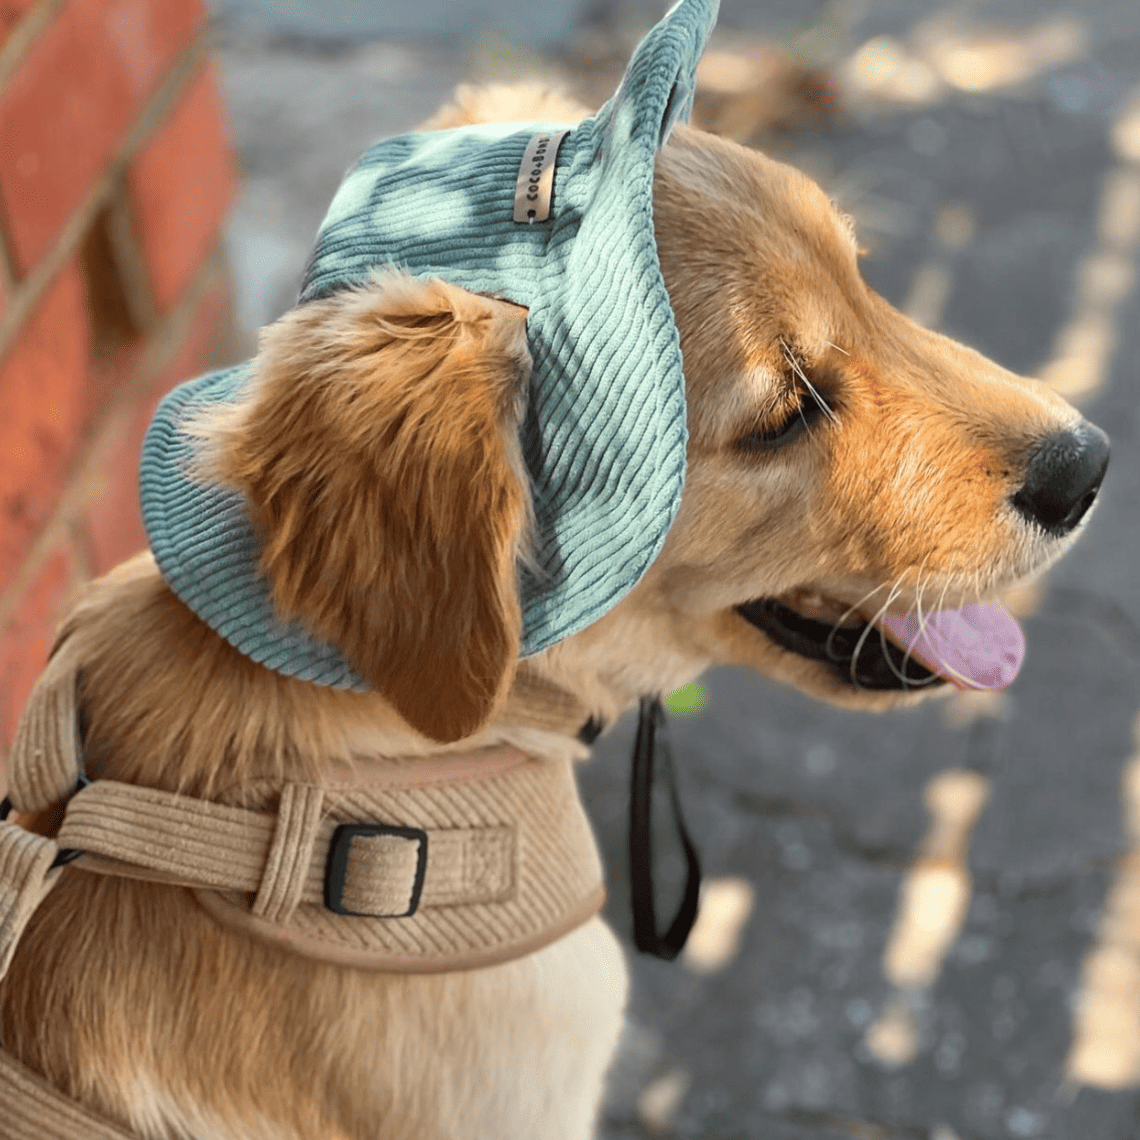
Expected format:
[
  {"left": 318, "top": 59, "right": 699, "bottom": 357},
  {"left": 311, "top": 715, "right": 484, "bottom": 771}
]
[
  {"left": 0, "top": 823, "right": 61, "bottom": 979},
  {"left": 5, "top": 639, "right": 85, "bottom": 814},
  {"left": 56, "top": 780, "right": 515, "bottom": 921},
  {"left": 0, "top": 1049, "right": 137, "bottom": 1140},
  {"left": 254, "top": 782, "right": 325, "bottom": 921}
]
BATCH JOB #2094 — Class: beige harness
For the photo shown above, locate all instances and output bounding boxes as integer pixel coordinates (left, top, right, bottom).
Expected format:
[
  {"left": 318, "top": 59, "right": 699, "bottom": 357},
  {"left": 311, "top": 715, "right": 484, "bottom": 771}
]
[{"left": 0, "top": 646, "right": 605, "bottom": 1136}]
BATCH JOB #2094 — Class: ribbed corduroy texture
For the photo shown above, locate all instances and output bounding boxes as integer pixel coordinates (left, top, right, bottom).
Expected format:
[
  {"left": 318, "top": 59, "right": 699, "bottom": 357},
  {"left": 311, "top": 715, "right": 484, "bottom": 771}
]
[
  {"left": 1, "top": 697, "right": 137, "bottom": 1140},
  {"left": 140, "top": 365, "right": 367, "bottom": 686},
  {"left": 0, "top": 823, "right": 60, "bottom": 980},
  {"left": 0, "top": 636, "right": 80, "bottom": 984},
  {"left": 55, "top": 773, "right": 535, "bottom": 930},
  {"left": 41, "top": 755, "right": 604, "bottom": 971},
  {"left": 199, "top": 753, "right": 605, "bottom": 972},
  {"left": 57, "top": 782, "right": 282, "bottom": 891},
  {"left": 0, "top": 637, "right": 603, "bottom": 977},
  {"left": 253, "top": 783, "right": 325, "bottom": 922},
  {"left": 0, "top": 1051, "right": 138, "bottom": 1140},
  {"left": 6, "top": 644, "right": 82, "bottom": 812},
  {"left": 139, "top": 0, "right": 719, "bottom": 681}
]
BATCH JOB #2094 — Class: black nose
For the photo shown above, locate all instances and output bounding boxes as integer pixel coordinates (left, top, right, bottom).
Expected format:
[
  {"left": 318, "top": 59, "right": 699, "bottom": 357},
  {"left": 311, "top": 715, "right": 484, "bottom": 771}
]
[{"left": 1011, "top": 423, "right": 1110, "bottom": 534}]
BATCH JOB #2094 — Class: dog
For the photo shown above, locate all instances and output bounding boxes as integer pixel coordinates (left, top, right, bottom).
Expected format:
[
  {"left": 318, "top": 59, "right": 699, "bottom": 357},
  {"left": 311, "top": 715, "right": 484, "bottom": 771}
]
[{"left": 0, "top": 4, "right": 1108, "bottom": 1139}]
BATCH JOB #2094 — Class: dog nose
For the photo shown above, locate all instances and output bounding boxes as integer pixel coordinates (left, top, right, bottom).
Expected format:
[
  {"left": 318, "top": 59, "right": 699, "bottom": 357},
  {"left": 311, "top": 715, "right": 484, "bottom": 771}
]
[{"left": 1011, "top": 423, "right": 1110, "bottom": 534}]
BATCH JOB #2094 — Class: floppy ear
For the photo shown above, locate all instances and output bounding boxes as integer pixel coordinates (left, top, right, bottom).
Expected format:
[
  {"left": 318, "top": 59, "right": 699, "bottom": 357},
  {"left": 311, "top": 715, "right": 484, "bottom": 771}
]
[{"left": 202, "top": 270, "right": 532, "bottom": 743}]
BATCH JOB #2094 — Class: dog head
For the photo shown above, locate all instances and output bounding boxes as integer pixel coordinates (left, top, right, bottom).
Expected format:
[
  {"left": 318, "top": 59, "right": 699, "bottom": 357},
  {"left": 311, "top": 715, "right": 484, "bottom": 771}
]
[
  {"left": 601, "top": 124, "right": 1109, "bottom": 711},
  {"left": 198, "top": 116, "right": 1106, "bottom": 742}
]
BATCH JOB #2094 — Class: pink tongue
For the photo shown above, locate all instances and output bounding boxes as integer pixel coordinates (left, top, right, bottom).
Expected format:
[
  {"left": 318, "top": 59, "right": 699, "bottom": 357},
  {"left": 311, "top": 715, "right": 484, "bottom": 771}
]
[{"left": 878, "top": 601, "right": 1025, "bottom": 690}]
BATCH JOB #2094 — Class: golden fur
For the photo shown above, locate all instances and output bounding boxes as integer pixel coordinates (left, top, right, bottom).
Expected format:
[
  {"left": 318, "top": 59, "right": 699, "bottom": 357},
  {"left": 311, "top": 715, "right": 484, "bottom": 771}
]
[{"left": 0, "top": 83, "right": 1095, "bottom": 1139}]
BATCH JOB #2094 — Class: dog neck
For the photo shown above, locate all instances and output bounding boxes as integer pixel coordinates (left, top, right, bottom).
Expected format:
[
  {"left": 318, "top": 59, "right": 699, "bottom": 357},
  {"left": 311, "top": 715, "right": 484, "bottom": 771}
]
[{"left": 0, "top": 643, "right": 607, "bottom": 984}]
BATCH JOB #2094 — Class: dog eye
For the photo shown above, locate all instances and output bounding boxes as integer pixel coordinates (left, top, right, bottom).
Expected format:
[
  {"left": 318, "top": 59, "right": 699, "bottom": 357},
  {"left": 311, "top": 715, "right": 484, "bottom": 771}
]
[{"left": 740, "top": 392, "right": 828, "bottom": 453}]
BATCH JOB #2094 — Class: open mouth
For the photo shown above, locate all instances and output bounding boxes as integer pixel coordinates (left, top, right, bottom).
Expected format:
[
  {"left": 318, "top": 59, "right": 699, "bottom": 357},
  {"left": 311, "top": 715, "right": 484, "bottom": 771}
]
[
  {"left": 736, "top": 597, "right": 941, "bottom": 690},
  {"left": 735, "top": 591, "right": 1026, "bottom": 693}
]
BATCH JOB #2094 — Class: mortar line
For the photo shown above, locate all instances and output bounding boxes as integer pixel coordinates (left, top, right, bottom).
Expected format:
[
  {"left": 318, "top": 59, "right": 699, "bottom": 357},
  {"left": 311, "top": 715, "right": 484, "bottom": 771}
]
[
  {"left": 0, "top": 0, "right": 67, "bottom": 91},
  {"left": 0, "top": 0, "right": 61, "bottom": 304},
  {"left": 0, "top": 28, "right": 210, "bottom": 363},
  {"left": 0, "top": 246, "right": 227, "bottom": 629},
  {"left": 0, "top": 223, "right": 13, "bottom": 299}
]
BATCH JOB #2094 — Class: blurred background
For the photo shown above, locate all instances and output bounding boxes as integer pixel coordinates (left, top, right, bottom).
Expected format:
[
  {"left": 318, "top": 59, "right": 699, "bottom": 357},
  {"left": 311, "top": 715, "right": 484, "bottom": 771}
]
[{"left": 1, "top": 0, "right": 1139, "bottom": 1137}]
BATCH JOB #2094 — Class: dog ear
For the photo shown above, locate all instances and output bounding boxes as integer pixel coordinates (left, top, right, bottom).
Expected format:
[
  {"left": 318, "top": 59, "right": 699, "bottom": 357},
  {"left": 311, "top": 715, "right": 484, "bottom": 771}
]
[{"left": 202, "top": 271, "right": 532, "bottom": 743}]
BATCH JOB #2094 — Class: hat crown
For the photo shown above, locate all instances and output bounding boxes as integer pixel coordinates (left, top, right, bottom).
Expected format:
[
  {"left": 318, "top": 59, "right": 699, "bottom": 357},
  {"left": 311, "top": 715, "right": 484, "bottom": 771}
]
[{"left": 139, "top": 0, "right": 719, "bottom": 687}]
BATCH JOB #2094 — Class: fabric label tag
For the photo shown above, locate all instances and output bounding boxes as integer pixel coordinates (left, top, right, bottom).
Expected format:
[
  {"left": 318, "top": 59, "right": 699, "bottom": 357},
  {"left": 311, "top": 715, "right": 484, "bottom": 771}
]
[{"left": 512, "top": 130, "right": 571, "bottom": 224}]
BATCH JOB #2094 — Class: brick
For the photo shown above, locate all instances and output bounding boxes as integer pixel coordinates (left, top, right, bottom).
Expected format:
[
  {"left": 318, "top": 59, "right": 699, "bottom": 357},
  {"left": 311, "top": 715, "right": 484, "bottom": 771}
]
[
  {"left": 0, "top": 260, "right": 91, "bottom": 588},
  {"left": 128, "top": 63, "right": 236, "bottom": 312},
  {"left": 0, "top": 545, "right": 74, "bottom": 752},
  {"left": 0, "top": 0, "right": 206, "bottom": 275},
  {"left": 83, "top": 279, "right": 228, "bottom": 576}
]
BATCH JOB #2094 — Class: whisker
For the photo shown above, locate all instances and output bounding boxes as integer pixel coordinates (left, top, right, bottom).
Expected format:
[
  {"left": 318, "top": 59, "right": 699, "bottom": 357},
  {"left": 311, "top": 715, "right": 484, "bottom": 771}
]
[
  {"left": 821, "top": 565, "right": 1006, "bottom": 691},
  {"left": 875, "top": 561, "right": 944, "bottom": 689},
  {"left": 877, "top": 576, "right": 912, "bottom": 685},
  {"left": 920, "top": 575, "right": 984, "bottom": 691},
  {"left": 908, "top": 563, "right": 933, "bottom": 677},
  {"left": 780, "top": 339, "right": 839, "bottom": 425},
  {"left": 826, "top": 582, "right": 888, "bottom": 661},
  {"left": 908, "top": 560, "right": 939, "bottom": 641},
  {"left": 801, "top": 374, "right": 839, "bottom": 426},
  {"left": 875, "top": 575, "right": 941, "bottom": 689},
  {"left": 852, "top": 583, "right": 904, "bottom": 687},
  {"left": 886, "top": 571, "right": 924, "bottom": 685},
  {"left": 934, "top": 578, "right": 952, "bottom": 626},
  {"left": 907, "top": 570, "right": 944, "bottom": 688}
]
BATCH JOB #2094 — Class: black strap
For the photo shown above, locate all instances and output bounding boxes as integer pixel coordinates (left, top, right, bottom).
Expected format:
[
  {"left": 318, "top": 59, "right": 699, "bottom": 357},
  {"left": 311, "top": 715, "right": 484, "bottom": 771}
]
[
  {"left": 629, "top": 696, "right": 702, "bottom": 960},
  {"left": 577, "top": 716, "right": 605, "bottom": 745}
]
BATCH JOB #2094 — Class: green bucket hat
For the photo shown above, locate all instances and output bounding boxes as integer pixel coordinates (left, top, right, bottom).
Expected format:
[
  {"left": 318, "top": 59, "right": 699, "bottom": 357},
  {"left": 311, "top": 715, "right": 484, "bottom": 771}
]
[{"left": 140, "top": 0, "right": 719, "bottom": 688}]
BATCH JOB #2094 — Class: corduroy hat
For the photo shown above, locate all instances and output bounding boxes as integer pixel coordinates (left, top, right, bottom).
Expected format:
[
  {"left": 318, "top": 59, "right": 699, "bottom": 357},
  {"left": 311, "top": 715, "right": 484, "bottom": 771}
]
[{"left": 140, "top": 0, "right": 719, "bottom": 688}]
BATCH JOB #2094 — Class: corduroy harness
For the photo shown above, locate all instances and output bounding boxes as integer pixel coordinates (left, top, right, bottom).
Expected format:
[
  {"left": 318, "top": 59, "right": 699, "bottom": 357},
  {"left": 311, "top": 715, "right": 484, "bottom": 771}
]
[{"left": 0, "top": 642, "right": 606, "bottom": 1136}]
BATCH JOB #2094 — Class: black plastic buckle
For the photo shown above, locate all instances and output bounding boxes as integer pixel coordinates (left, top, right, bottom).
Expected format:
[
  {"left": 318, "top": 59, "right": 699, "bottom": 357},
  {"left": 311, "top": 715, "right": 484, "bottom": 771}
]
[
  {"left": 324, "top": 823, "right": 429, "bottom": 918},
  {"left": 0, "top": 774, "right": 90, "bottom": 869}
]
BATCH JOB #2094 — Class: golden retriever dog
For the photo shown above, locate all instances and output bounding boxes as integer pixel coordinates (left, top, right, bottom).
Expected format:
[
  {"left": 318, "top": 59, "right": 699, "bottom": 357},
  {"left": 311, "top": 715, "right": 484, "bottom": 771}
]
[{"left": 0, "top": 36, "right": 1109, "bottom": 1140}]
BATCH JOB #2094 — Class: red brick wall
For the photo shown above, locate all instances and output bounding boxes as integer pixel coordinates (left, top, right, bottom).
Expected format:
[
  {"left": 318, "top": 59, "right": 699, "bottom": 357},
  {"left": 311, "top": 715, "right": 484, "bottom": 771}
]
[{"left": 0, "top": 0, "right": 239, "bottom": 767}]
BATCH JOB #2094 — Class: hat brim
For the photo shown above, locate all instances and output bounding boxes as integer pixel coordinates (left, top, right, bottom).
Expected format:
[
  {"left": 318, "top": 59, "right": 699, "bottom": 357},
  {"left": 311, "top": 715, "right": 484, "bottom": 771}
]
[
  {"left": 141, "top": 364, "right": 371, "bottom": 687},
  {"left": 140, "top": 0, "right": 719, "bottom": 685}
]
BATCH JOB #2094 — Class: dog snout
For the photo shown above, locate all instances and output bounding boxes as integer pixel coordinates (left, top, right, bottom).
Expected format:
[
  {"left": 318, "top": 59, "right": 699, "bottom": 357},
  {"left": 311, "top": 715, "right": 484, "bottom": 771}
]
[{"left": 1011, "top": 423, "right": 1110, "bottom": 535}]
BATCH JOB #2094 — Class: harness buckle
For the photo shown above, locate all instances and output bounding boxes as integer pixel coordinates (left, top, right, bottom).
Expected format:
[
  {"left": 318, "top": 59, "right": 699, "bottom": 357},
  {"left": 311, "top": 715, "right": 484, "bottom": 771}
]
[{"left": 324, "top": 823, "right": 429, "bottom": 918}]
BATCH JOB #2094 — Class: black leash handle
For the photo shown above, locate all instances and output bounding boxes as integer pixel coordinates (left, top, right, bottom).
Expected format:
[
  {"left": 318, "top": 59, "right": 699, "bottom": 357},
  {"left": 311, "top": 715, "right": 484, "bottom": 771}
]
[{"left": 629, "top": 696, "right": 702, "bottom": 960}]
